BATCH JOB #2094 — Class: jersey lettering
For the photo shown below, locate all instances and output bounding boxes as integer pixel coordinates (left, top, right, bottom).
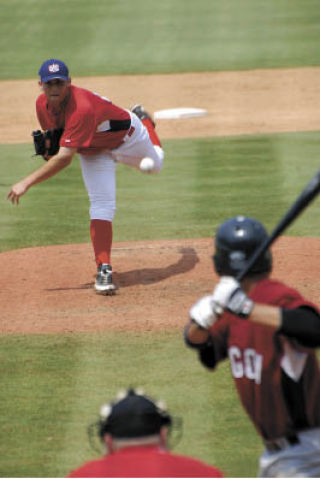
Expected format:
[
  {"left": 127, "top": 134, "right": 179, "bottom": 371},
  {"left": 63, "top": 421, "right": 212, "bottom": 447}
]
[{"left": 229, "top": 346, "right": 263, "bottom": 384}]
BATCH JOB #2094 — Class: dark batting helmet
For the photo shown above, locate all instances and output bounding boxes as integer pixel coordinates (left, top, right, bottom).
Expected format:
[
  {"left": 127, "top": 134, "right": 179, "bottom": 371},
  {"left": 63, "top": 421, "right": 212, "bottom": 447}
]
[{"left": 213, "top": 216, "right": 272, "bottom": 277}]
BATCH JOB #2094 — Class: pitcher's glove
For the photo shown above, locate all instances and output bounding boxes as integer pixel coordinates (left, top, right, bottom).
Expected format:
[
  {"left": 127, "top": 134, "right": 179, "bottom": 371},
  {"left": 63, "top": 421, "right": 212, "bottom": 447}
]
[{"left": 32, "top": 128, "right": 64, "bottom": 160}]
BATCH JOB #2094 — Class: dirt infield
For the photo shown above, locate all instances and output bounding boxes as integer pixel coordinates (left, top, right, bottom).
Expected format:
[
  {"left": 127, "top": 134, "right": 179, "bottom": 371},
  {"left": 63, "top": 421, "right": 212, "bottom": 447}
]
[
  {"left": 1, "top": 68, "right": 320, "bottom": 334},
  {"left": 1, "top": 237, "right": 319, "bottom": 335},
  {"left": 2, "top": 67, "right": 320, "bottom": 144}
]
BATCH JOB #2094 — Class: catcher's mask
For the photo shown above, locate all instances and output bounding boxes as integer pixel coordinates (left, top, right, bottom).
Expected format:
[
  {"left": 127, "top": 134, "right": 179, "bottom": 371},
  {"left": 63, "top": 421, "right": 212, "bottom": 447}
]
[
  {"left": 213, "top": 216, "right": 272, "bottom": 277},
  {"left": 88, "top": 388, "right": 182, "bottom": 453}
]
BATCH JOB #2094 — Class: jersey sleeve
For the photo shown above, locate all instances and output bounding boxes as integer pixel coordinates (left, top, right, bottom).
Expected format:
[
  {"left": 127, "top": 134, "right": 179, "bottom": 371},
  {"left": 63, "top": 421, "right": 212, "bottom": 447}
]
[
  {"left": 198, "top": 317, "right": 230, "bottom": 369},
  {"left": 251, "top": 278, "right": 318, "bottom": 311}
]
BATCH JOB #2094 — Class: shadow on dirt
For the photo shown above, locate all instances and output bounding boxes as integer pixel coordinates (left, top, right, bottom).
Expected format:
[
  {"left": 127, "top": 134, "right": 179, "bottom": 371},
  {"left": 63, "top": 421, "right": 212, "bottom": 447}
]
[
  {"left": 46, "top": 247, "right": 200, "bottom": 291},
  {"left": 115, "top": 247, "right": 200, "bottom": 287}
]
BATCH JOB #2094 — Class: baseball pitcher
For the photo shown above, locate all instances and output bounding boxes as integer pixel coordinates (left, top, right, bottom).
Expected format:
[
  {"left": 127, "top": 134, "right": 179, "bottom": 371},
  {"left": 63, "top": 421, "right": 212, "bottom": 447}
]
[{"left": 7, "top": 59, "right": 164, "bottom": 295}]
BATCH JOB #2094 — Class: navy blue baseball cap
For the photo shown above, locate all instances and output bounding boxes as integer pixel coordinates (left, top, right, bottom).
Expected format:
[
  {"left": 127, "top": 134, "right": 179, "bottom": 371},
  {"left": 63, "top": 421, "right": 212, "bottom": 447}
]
[{"left": 38, "top": 59, "right": 70, "bottom": 83}]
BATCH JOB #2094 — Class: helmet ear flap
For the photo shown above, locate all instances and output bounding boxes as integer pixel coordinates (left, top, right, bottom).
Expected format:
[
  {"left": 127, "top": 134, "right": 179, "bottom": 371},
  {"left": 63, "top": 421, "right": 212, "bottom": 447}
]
[
  {"left": 212, "top": 250, "right": 246, "bottom": 276},
  {"left": 212, "top": 253, "right": 221, "bottom": 274}
]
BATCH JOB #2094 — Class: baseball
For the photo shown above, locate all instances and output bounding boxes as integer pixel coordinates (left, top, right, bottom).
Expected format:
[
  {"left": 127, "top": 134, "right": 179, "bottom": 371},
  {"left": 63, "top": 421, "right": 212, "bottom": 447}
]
[{"left": 140, "top": 157, "right": 155, "bottom": 173}]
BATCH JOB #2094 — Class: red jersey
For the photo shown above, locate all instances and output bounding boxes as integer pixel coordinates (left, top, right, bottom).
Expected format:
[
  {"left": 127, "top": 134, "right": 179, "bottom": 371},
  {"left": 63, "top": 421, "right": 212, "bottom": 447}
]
[
  {"left": 208, "top": 278, "right": 320, "bottom": 440},
  {"left": 36, "top": 85, "right": 131, "bottom": 155},
  {"left": 67, "top": 445, "right": 223, "bottom": 478}
]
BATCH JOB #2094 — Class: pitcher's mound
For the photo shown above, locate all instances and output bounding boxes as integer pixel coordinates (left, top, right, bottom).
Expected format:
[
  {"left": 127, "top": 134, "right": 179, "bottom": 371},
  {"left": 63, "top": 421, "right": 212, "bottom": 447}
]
[{"left": 1, "top": 237, "right": 319, "bottom": 335}]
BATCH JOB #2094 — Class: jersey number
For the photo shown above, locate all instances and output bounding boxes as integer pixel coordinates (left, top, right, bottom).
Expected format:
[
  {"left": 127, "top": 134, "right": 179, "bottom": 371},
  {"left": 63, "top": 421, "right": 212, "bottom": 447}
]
[{"left": 229, "top": 346, "right": 263, "bottom": 384}]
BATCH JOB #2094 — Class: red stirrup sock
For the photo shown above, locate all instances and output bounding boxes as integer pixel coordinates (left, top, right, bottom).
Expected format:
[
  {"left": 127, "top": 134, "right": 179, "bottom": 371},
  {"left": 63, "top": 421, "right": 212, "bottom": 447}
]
[
  {"left": 141, "top": 118, "right": 162, "bottom": 147},
  {"left": 90, "top": 219, "right": 113, "bottom": 267}
]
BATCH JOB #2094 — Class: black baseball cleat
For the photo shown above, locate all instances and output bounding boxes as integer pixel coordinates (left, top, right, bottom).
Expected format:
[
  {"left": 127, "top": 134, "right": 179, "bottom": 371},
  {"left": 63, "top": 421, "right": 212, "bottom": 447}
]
[
  {"left": 95, "top": 263, "right": 117, "bottom": 295},
  {"left": 131, "top": 104, "right": 156, "bottom": 127}
]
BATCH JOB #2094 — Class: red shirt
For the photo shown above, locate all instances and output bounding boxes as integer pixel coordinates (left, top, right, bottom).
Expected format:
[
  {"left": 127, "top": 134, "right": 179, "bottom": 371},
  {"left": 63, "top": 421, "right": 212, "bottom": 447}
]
[
  {"left": 67, "top": 445, "right": 224, "bottom": 478},
  {"left": 208, "top": 278, "right": 320, "bottom": 440},
  {"left": 36, "top": 85, "right": 131, "bottom": 155}
]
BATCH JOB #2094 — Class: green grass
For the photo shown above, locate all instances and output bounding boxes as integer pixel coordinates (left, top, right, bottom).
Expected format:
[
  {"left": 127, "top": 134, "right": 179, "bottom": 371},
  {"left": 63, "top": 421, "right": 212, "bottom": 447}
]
[
  {"left": 0, "top": 331, "right": 260, "bottom": 478},
  {"left": 1, "top": 0, "right": 320, "bottom": 79},
  {"left": 1, "top": 131, "right": 320, "bottom": 252}
]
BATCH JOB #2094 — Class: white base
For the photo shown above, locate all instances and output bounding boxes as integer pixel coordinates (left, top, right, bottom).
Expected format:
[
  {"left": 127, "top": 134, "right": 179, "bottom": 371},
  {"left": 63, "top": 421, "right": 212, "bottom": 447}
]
[{"left": 154, "top": 107, "right": 207, "bottom": 120}]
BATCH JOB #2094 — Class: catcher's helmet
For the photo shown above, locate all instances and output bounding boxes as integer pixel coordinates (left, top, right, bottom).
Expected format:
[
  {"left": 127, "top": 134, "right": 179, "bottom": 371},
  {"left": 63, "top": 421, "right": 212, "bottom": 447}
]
[
  {"left": 98, "top": 388, "right": 172, "bottom": 440},
  {"left": 213, "top": 216, "right": 272, "bottom": 277}
]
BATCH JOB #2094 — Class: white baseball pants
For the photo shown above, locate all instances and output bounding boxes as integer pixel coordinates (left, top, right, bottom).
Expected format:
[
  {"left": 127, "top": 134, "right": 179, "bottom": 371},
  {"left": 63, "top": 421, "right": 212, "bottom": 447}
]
[
  {"left": 259, "top": 427, "right": 320, "bottom": 477},
  {"left": 79, "top": 111, "right": 164, "bottom": 221}
]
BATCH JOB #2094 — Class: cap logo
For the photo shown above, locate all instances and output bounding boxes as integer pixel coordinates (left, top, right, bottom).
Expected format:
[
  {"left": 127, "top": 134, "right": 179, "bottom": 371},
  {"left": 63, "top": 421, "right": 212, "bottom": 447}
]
[{"left": 48, "top": 63, "right": 60, "bottom": 73}]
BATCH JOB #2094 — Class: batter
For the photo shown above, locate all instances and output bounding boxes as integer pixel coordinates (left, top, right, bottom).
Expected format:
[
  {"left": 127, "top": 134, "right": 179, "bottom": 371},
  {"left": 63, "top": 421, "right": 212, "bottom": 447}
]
[{"left": 185, "top": 215, "right": 320, "bottom": 477}]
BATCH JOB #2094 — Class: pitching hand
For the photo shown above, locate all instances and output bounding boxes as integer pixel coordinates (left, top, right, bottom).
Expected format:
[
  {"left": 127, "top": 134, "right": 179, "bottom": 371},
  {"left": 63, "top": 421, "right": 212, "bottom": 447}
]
[{"left": 7, "top": 180, "right": 29, "bottom": 204}]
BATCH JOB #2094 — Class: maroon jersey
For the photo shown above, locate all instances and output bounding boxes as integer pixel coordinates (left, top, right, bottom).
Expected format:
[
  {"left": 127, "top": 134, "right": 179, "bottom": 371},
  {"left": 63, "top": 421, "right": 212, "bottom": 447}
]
[
  {"left": 68, "top": 445, "right": 223, "bottom": 478},
  {"left": 36, "top": 85, "right": 131, "bottom": 155},
  {"left": 208, "top": 278, "right": 320, "bottom": 440}
]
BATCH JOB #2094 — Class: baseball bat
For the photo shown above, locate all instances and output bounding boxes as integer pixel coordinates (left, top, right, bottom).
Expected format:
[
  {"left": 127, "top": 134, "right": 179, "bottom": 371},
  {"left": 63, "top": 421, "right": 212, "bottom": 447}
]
[{"left": 236, "top": 169, "right": 320, "bottom": 281}]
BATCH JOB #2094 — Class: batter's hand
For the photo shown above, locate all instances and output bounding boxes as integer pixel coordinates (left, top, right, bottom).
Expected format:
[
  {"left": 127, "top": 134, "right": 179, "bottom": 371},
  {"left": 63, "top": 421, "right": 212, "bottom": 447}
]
[
  {"left": 7, "top": 180, "right": 29, "bottom": 204},
  {"left": 212, "top": 276, "right": 254, "bottom": 318},
  {"left": 189, "top": 295, "right": 219, "bottom": 329}
]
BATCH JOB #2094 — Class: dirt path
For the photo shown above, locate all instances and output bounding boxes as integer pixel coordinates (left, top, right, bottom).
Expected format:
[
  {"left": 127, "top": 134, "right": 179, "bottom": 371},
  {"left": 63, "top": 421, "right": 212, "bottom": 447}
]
[
  {"left": 1, "top": 67, "right": 320, "bottom": 144},
  {"left": 1, "top": 237, "right": 319, "bottom": 335},
  {"left": 1, "top": 68, "right": 319, "bottom": 334}
]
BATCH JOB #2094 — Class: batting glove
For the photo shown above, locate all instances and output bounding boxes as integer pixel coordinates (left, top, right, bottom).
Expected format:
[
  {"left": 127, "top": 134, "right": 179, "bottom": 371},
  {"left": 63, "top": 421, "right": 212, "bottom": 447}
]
[
  {"left": 189, "top": 295, "right": 218, "bottom": 329},
  {"left": 212, "top": 276, "right": 254, "bottom": 318}
]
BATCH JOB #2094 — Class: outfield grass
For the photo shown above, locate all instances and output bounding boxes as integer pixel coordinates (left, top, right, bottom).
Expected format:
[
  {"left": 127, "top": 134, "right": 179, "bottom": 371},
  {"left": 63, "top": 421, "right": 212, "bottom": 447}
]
[
  {"left": 1, "top": 0, "right": 320, "bottom": 79},
  {"left": 1, "top": 131, "right": 320, "bottom": 252},
  {"left": 0, "top": 331, "right": 260, "bottom": 478}
]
